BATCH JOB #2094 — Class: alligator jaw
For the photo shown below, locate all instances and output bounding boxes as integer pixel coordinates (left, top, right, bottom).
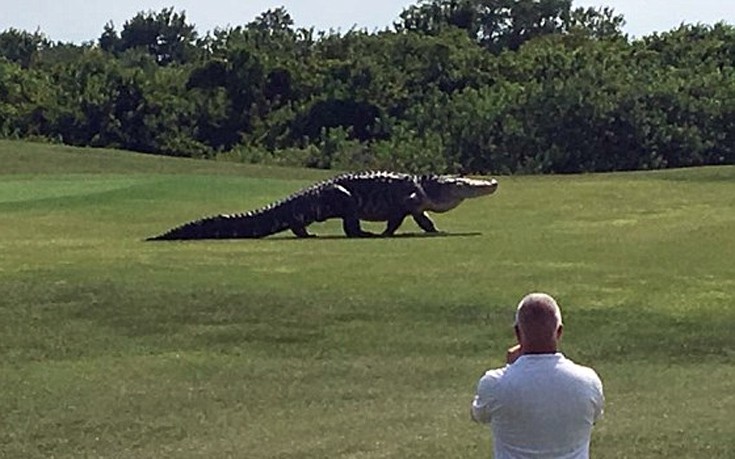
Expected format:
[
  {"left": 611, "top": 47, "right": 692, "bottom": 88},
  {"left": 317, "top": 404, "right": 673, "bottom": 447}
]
[
  {"left": 458, "top": 177, "right": 499, "bottom": 198},
  {"left": 421, "top": 176, "right": 498, "bottom": 213}
]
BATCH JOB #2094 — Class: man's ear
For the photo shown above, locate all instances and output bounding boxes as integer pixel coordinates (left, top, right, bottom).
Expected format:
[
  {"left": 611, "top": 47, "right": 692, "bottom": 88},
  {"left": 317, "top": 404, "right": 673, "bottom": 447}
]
[
  {"left": 556, "top": 324, "right": 564, "bottom": 340},
  {"left": 514, "top": 325, "right": 521, "bottom": 342}
]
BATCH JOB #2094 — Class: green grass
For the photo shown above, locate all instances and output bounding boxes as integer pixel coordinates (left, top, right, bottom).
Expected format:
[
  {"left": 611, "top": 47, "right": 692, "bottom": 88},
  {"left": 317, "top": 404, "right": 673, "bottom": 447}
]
[{"left": 1, "top": 139, "right": 733, "bottom": 458}]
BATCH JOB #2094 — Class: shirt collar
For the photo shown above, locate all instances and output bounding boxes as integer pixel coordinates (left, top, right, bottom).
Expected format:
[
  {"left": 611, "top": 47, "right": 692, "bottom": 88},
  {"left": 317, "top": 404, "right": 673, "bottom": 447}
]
[{"left": 515, "top": 352, "right": 565, "bottom": 362}]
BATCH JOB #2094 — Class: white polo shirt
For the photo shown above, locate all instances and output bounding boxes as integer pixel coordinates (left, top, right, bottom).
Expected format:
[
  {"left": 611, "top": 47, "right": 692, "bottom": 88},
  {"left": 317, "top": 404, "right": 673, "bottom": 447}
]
[{"left": 471, "top": 353, "right": 604, "bottom": 459}]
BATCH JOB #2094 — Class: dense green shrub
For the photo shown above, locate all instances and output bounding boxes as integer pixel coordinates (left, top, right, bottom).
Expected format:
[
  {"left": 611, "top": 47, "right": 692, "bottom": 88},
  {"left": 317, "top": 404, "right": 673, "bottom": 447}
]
[{"left": 1, "top": 2, "right": 734, "bottom": 173}]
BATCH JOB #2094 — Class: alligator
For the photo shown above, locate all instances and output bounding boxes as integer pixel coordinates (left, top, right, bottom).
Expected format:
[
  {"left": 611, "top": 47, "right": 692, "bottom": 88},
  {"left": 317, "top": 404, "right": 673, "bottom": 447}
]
[{"left": 146, "top": 171, "right": 498, "bottom": 240}]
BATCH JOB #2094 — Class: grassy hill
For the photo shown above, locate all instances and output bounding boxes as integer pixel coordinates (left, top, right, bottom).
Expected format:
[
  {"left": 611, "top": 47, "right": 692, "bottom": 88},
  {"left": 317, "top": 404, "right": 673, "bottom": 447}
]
[{"left": 1, "top": 140, "right": 733, "bottom": 458}]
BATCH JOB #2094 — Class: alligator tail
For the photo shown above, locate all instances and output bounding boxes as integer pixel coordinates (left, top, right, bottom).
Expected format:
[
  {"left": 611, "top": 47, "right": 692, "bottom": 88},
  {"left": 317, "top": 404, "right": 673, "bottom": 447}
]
[{"left": 147, "top": 202, "right": 293, "bottom": 241}]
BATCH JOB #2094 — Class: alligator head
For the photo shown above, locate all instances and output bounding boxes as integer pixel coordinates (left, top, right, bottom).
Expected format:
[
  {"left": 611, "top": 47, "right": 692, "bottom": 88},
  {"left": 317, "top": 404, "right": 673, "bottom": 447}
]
[{"left": 419, "top": 175, "right": 498, "bottom": 212}]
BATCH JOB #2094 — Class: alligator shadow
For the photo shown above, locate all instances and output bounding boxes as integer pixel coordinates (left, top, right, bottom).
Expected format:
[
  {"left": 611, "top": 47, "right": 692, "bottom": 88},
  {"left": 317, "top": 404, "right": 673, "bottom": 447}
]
[
  {"left": 273, "top": 231, "right": 483, "bottom": 241},
  {"left": 145, "top": 232, "right": 482, "bottom": 242}
]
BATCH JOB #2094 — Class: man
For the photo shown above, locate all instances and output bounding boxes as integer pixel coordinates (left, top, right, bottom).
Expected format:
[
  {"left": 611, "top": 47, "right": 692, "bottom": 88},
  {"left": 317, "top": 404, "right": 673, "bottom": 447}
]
[{"left": 471, "top": 293, "right": 604, "bottom": 459}]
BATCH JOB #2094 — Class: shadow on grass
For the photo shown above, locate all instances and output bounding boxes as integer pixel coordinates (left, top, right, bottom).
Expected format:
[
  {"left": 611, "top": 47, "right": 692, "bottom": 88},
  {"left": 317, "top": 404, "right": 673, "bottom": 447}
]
[
  {"left": 445, "top": 301, "right": 735, "bottom": 364},
  {"left": 563, "top": 305, "right": 735, "bottom": 365},
  {"left": 5, "top": 280, "right": 733, "bottom": 365},
  {"left": 144, "top": 231, "right": 483, "bottom": 242},
  {"left": 285, "top": 231, "right": 483, "bottom": 240}
]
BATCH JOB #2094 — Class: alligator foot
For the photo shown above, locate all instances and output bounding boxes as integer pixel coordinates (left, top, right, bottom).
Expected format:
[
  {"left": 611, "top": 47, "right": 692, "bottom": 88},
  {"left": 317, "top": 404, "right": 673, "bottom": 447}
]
[{"left": 347, "top": 230, "right": 378, "bottom": 238}]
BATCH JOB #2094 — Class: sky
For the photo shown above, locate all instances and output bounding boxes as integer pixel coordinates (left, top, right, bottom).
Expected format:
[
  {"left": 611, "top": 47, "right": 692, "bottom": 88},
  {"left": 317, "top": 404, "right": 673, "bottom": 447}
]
[{"left": 1, "top": 1, "right": 734, "bottom": 44}]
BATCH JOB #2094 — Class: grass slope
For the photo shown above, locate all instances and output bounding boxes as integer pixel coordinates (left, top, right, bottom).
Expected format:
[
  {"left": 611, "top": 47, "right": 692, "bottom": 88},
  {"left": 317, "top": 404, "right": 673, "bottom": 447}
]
[{"left": 1, "top": 140, "right": 734, "bottom": 458}]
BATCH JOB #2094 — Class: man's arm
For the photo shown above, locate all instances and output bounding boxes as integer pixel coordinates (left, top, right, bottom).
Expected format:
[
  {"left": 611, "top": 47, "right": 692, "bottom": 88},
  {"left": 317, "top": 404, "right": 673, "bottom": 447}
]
[
  {"left": 470, "top": 368, "right": 505, "bottom": 424},
  {"left": 592, "top": 372, "right": 605, "bottom": 422},
  {"left": 471, "top": 344, "right": 517, "bottom": 424},
  {"left": 470, "top": 392, "right": 492, "bottom": 424}
]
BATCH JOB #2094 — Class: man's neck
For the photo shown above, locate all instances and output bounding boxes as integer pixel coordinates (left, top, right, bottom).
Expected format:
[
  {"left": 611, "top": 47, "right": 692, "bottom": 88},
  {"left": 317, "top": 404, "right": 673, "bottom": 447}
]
[{"left": 521, "top": 345, "right": 558, "bottom": 355}]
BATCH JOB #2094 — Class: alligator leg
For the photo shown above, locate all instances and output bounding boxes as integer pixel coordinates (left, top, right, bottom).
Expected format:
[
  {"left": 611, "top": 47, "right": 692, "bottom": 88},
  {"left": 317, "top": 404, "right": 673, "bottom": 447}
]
[
  {"left": 290, "top": 226, "right": 314, "bottom": 238},
  {"left": 329, "top": 184, "right": 376, "bottom": 237},
  {"left": 341, "top": 219, "right": 372, "bottom": 237},
  {"left": 382, "top": 214, "right": 408, "bottom": 236},
  {"left": 412, "top": 211, "right": 439, "bottom": 233}
]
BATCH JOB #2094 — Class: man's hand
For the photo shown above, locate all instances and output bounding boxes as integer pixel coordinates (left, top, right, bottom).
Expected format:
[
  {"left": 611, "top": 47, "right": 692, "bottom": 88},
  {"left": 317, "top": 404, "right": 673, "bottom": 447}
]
[{"left": 506, "top": 344, "right": 523, "bottom": 364}]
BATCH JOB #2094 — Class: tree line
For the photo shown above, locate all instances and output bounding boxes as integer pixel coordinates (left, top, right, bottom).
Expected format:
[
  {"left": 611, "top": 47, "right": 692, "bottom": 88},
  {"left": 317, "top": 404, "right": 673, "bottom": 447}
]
[{"left": 1, "top": 0, "right": 734, "bottom": 174}]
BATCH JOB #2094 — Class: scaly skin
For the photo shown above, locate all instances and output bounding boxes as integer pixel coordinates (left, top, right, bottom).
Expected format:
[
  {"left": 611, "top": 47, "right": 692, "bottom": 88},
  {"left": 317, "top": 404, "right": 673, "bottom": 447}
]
[{"left": 146, "top": 171, "right": 498, "bottom": 240}]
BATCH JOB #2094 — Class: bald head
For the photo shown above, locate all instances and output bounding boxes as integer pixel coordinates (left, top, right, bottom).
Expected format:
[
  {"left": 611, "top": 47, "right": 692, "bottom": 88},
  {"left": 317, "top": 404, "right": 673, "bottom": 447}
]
[{"left": 514, "top": 293, "right": 563, "bottom": 352}]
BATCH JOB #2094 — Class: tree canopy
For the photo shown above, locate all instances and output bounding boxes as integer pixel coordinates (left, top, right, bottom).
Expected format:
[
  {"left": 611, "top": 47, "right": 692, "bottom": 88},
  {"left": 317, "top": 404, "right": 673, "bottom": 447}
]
[{"left": 1, "top": 1, "right": 733, "bottom": 173}]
